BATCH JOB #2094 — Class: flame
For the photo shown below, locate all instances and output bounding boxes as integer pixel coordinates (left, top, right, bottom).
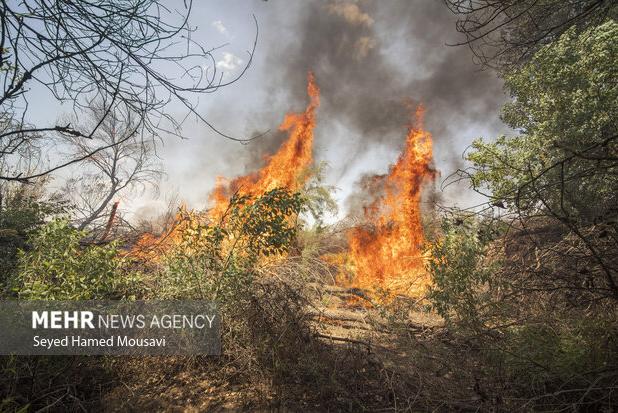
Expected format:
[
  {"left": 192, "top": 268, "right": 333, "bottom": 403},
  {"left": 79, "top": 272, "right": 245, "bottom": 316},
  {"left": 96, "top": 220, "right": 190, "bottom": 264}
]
[
  {"left": 128, "top": 205, "right": 207, "bottom": 261},
  {"left": 129, "top": 73, "right": 319, "bottom": 259},
  {"left": 347, "top": 106, "right": 434, "bottom": 294},
  {"left": 209, "top": 72, "right": 320, "bottom": 219}
]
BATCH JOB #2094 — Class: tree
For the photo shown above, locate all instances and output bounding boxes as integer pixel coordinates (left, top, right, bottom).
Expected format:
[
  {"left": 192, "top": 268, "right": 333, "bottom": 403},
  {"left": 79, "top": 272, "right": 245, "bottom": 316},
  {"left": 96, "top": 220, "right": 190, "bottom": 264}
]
[
  {"left": 461, "top": 20, "right": 618, "bottom": 298},
  {"left": 429, "top": 21, "right": 618, "bottom": 408},
  {"left": 444, "top": 0, "right": 617, "bottom": 70},
  {"left": 0, "top": 179, "right": 64, "bottom": 289},
  {"left": 62, "top": 104, "right": 162, "bottom": 234},
  {"left": 0, "top": 0, "right": 257, "bottom": 182}
]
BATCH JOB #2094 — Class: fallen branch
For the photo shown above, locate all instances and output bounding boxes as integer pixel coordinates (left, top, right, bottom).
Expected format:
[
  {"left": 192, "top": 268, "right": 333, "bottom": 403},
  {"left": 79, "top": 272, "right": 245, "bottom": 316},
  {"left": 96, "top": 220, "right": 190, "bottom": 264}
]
[
  {"left": 307, "top": 308, "right": 368, "bottom": 323},
  {"left": 314, "top": 332, "right": 372, "bottom": 350}
]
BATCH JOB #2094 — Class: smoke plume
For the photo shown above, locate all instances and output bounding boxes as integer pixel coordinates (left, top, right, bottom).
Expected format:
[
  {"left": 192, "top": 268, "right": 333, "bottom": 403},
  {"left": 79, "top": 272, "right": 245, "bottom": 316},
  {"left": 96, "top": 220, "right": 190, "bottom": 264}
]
[{"left": 157, "top": 0, "right": 507, "bottom": 212}]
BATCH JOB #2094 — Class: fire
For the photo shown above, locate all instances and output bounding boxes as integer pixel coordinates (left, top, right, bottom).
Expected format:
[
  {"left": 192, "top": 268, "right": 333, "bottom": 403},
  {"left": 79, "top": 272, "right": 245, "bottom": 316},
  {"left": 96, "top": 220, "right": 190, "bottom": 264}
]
[
  {"left": 129, "top": 73, "right": 319, "bottom": 259},
  {"left": 129, "top": 205, "right": 207, "bottom": 260},
  {"left": 209, "top": 72, "right": 320, "bottom": 219},
  {"left": 130, "top": 72, "right": 433, "bottom": 297},
  {"left": 347, "top": 106, "right": 434, "bottom": 294}
]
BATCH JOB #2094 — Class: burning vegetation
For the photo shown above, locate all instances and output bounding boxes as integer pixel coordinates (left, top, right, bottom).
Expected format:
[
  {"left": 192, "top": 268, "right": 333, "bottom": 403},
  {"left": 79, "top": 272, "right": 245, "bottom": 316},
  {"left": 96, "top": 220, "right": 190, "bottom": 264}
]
[
  {"left": 130, "top": 73, "right": 320, "bottom": 261},
  {"left": 4, "top": 3, "right": 616, "bottom": 411},
  {"left": 209, "top": 72, "right": 320, "bottom": 220},
  {"left": 348, "top": 107, "right": 435, "bottom": 294},
  {"left": 131, "top": 74, "right": 436, "bottom": 297}
]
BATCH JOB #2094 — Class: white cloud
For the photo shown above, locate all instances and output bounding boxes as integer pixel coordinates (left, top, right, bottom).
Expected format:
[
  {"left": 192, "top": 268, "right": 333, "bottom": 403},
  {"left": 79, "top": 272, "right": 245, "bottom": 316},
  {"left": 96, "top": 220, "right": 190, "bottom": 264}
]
[
  {"left": 212, "top": 20, "right": 228, "bottom": 35},
  {"left": 216, "top": 52, "right": 243, "bottom": 71}
]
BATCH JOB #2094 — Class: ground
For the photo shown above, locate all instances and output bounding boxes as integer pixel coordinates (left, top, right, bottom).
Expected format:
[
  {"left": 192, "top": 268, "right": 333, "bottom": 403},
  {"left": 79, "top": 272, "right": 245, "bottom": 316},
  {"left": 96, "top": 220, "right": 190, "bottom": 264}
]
[{"left": 99, "top": 282, "right": 499, "bottom": 412}]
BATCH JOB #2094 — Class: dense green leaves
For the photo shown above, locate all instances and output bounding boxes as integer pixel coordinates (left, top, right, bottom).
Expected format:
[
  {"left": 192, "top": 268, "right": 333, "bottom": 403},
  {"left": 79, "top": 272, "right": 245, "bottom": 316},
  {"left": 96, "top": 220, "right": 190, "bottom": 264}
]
[
  {"left": 158, "top": 188, "right": 304, "bottom": 302},
  {"left": 13, "top": 219, "right": 141, "bottom": 300},
  {"left": 502, "top": 21, "right": 617, "bottom": 143},
  {"left": 0, "top": 182, "right": 64, "bottom": 288},
  {"left": 467, "top": 21, "right": 618, "bottom": 220}
]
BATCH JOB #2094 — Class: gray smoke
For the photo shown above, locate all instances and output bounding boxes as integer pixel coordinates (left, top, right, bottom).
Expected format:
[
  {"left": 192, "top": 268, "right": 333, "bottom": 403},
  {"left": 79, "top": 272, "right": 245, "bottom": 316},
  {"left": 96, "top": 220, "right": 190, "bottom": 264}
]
[
  {"left": 155, "top": 0, "right": 507, "bottom": 212},
  {"left": 254, "top": 0, "right": 505, "bottom": 166}
]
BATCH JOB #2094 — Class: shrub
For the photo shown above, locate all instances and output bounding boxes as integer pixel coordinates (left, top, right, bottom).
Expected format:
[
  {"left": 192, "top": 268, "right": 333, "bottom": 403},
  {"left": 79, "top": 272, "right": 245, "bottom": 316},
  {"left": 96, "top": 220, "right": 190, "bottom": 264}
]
[
  {"left": 427, "top": 216, "right": 503, "bottom": 329},
  {"left": 0, "top": 181, "right": 64, "bottom": 291},
  {"left": 427, "top": 214, "right": 618, "bottom": 408},
  {"left": 156, "top": 188, "right": 304, "bottom": 302},
  {"left": 13, "top": 219, "right": 142, "bottom": 300}
]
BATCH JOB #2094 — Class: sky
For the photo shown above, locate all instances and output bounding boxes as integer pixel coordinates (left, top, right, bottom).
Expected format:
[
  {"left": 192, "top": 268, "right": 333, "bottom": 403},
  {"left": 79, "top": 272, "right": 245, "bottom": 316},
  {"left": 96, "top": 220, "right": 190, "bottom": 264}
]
[{"left": 31, "top": 0, "right": 510, "bottom": 222}]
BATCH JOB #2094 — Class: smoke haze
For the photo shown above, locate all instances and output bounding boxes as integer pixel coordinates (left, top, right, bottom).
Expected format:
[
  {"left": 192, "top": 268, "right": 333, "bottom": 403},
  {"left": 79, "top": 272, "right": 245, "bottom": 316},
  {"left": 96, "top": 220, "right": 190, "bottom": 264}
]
[{"left": 135, "top": 0, "right": 508, "bottom": 218}]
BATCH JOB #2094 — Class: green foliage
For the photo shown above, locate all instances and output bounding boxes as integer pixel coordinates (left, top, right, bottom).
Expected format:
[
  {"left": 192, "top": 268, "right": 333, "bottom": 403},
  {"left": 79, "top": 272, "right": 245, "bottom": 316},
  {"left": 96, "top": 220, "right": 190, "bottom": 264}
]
[
  {"left": 427, "top": 216, "right": 503, "bottom": 328},
  {"left": 499, "top": 318, "right": 618, "bottom": 383},
  {"left": 467, "top": 20, "right": 618, "bottom": 219},
  {"left": 0, "top": 182, "right": 64, "bottom": 289},
  {"left": 502, "top": 20, "right": 616, "bottom": 148},
  {"left": 431, "top": 23, "right": 618, "bottom": 398},
  {"left": 158, "top": 188, "right": 304, "bottom": 302},
  {"left": 13, "top": 219, "right": 142, "bottom": 300}
]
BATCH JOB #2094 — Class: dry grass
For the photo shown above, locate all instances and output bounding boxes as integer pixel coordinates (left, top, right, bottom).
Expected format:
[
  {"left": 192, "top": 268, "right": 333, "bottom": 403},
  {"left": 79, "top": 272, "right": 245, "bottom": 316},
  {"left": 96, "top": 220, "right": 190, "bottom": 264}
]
[{"left": 3, "top": 217, "right": 616, "bottom": 412}]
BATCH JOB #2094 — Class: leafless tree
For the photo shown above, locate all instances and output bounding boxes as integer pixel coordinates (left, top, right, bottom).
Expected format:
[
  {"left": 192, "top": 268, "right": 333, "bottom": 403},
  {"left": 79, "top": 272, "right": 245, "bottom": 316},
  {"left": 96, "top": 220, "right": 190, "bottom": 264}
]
[
  {"left": 443, "top": 0, "right": 616, "bottom": 69},
  {"left": 62, "top": 104, "right": 162, "bottom": 234},
  {"left": 0, "top": 0, "right": 257, "bottom": 183}
]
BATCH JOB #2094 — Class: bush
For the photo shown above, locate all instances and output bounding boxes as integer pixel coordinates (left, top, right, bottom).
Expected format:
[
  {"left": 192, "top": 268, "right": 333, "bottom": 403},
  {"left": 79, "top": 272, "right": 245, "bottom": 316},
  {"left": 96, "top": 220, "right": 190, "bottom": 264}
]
[
  {"left": 0, "top": 181, "right": 64, "bottom": 291},
  {"left": 156, "top": 188, "right": 304, "bottom": 302},
  {"left": 427, "top": 214, "right": 618, "bottom": 408},
  {"left": 500, "top": 318, "right": 617, "bottom": 381},
  {"left": 427, "top": 216, "right": 504, "bottom": 329},
  {"left": 13, "top": 219, "right": 142, "bottom": 300}
]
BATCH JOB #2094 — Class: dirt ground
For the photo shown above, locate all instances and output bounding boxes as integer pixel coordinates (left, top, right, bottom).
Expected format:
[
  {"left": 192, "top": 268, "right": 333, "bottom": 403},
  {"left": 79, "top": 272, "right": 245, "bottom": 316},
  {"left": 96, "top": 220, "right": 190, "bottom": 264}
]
[{"left": 99, "top": 283, "right": 498, "bottom": 412}]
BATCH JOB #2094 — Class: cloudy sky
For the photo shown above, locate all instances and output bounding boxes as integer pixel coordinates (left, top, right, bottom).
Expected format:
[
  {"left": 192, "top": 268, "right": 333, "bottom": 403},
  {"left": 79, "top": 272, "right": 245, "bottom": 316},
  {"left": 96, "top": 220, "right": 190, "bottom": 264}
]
[{"left": 81, "top": 0, "right": 511, "bottom": 221}]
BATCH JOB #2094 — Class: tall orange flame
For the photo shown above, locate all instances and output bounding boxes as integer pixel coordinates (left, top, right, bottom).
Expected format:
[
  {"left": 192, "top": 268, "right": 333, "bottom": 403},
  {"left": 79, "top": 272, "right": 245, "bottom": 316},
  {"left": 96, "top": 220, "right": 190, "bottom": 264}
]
[
  {"left": 129, "top": 73, "right": 319, "bottom": 259},
  {"left": 347, "top": 106, "right": 434, "bottom": 294},
  {"left": 209, "top": 72, "right": 320, "bottom": 219}
]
